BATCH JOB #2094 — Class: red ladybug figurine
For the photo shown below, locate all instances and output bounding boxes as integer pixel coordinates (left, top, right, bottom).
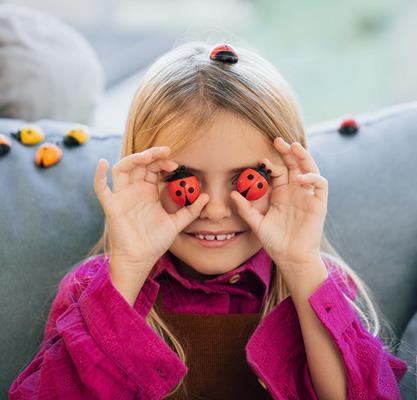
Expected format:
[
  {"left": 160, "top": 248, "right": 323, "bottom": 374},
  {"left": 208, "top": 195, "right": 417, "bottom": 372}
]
[
  {"left": 236, "top": 163, "right": 272, "bottom": 201},
  {"left": 338, "top": 118, "right": 359, "bottom": 135},
  {"left": 166, "top": 165, "right": 200, "bottom": 206},
  {"left": 209, "top": 43, "right": 239, "bottom": 64}
]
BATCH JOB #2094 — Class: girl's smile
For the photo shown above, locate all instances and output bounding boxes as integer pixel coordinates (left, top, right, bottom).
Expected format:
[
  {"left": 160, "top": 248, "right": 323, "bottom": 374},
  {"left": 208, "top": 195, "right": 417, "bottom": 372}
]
[{"left": 184, "top": 230, "right": 247, "bottom": 248}]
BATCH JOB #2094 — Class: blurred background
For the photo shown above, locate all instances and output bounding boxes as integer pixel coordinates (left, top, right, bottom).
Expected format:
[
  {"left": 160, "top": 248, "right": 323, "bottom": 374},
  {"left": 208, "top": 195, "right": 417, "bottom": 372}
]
[{"left": 1, "top": 0, "right": 417, "bottom": 133}]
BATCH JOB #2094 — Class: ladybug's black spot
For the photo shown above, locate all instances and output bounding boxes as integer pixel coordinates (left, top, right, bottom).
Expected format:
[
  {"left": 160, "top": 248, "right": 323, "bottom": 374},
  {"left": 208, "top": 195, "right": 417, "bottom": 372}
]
[
  {"left": 175, "top": 190, "right": 182, "bottom": 196},
  {"left": 180, "top": 180, "right": 186, "bottom": 187},
  {"left": 188, "top": 187, "right": 194, "bottom": 193},
  {"left": 247, "top": 174, "right": 254, "bottom": 180},
  {"left": 257, "top": 182, "right": 263, "bottom": 189}
]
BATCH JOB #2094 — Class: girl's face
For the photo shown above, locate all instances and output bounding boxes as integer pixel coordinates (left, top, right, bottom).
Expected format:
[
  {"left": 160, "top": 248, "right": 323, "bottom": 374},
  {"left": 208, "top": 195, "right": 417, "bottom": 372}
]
[{"left": 157, "top": 110, "right": 285, "bottom": 280}]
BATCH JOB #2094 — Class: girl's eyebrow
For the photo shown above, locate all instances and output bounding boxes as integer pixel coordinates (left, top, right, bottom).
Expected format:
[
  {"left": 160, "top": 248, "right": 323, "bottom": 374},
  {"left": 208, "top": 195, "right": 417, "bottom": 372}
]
[{"left": 183, "top": 165, "right": 252, "bottom": 174}]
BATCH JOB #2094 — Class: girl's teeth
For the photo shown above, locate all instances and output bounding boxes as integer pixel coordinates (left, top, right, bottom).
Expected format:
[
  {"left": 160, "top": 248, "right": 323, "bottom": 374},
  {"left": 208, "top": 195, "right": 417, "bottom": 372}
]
[{"left": 194, "top": 233, "right": 236, "bottom": 240}]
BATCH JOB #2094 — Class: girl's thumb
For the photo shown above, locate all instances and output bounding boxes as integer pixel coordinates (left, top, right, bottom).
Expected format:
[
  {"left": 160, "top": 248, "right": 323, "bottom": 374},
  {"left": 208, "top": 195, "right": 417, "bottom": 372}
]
[
  {"left": 230, "top": 190, "right": 261, "bottom": 232},
  {"left": 171, "top": 193, "right": 210, "bottom": 233}
]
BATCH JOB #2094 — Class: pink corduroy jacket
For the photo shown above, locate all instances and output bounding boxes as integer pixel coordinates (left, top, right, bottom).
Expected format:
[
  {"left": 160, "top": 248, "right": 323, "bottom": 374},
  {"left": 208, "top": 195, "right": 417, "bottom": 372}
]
[{"left": 9, "top": 249, "right": 408, "bottom": 399}]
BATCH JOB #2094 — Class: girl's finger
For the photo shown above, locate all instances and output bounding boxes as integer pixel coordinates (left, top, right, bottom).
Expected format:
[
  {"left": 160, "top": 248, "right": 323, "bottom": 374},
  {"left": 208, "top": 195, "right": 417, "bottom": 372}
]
[
  {"left": 258, "top": 158, "right": 288, "bottom": 189},
  {"left": 273, "top": 137, "right": 303, "bottom": 183},
  {"left": 131, "top": 158, "right": 178, "bottom": 185},
  {"left": 230, "top": 190, "right": 263, "bottom": 234},
  {"left": 290, "top": 142, "right": 320, "bottom": 174},
  {"left": 296, "top": 173, "right": 328, "bottom": 202},
  {"left": 94, "top": 158, "right": 113, "bottom": 210},
  {"left": 112, "top": 146, "right": 170, "bottom": 192}
]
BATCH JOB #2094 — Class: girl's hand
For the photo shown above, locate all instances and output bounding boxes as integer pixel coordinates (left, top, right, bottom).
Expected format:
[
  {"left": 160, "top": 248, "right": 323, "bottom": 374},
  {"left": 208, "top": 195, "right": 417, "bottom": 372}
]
[
  {"left": 231, "top": 137, "right": 328, "bottom": 271},
  {"left": 94, "top": 146, "right": 209, "bottom": 272}
]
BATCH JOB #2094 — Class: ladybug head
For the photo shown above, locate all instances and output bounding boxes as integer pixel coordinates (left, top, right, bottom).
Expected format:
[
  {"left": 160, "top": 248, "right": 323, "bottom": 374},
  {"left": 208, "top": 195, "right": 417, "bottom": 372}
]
[{"left": 164, "top": 165, "right": 193, "bottom": 182}]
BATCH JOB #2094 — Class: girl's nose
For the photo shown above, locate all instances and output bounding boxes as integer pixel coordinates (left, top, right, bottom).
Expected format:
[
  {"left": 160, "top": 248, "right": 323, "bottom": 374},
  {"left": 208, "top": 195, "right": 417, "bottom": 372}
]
[{"left": 199, "top": 185, "right": 234, "bottom": 221}]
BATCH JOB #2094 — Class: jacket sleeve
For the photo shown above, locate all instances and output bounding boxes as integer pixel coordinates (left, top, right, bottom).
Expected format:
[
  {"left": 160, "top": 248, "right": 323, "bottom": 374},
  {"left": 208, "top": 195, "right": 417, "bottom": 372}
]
[
  {"left": 8, "top": 256, "right": 188, "bottom": 400},
  {"left": 245, "top": 256, "right": 409, "bottom": 400}
]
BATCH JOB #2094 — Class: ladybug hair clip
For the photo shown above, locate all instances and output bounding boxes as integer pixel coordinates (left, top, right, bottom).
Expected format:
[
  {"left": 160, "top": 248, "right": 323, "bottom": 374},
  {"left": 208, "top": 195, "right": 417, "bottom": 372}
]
[
  {"left": 236, "top": 163, "right": 272, "bottom": 201},
  {"left": 165, "top": 165, "right": 201, "bottom": 206},
  {"left": 209, "top": 43, "right": 239, "bottom": 64}
]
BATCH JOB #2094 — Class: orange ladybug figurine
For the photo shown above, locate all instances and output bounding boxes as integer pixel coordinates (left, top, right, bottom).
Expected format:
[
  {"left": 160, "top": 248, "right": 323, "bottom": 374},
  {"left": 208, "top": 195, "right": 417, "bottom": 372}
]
[
  {"left": 0, "top": 133, "right": 11, "bottom": 156},
  {"left": 166, "top": 165, "right": 200, "bottom": 206},
  {"left": 209, "top": 43, "right": 239, "bottom": 64},
  {"left": 236, "top": 163, "right": 272, "bottom": 201},
  {"left": 34, "top": 140, "right": 63, "bottom": 168}
]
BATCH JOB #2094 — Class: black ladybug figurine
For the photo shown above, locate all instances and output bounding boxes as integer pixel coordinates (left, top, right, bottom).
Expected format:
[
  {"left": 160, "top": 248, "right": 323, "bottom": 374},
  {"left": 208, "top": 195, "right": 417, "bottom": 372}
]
[
  {"left": 209, "top": 43, "right": 239, "bottom": 64},
  {"left": 166, "top": 165, "right": 201, "bottom": 206}
]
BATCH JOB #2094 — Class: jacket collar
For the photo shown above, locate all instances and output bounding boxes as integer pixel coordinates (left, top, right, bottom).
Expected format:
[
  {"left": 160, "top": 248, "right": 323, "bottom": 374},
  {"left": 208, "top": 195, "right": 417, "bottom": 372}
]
[{"left": 149, "top": 248, "right": 273, "bottom": 300}]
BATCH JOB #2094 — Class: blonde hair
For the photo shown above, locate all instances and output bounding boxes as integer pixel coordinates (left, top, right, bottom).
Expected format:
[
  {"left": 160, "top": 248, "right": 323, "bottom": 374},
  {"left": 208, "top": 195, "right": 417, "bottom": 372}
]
[{"left": 81, "top": 40, "right": 403, "bottom": 397}]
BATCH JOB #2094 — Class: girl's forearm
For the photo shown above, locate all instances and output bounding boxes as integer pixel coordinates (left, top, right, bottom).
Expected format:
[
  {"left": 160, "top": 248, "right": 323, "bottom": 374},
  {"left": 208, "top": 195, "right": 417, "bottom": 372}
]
[{"left": 278, "top": 258, "right": 347, "bottom": 400}]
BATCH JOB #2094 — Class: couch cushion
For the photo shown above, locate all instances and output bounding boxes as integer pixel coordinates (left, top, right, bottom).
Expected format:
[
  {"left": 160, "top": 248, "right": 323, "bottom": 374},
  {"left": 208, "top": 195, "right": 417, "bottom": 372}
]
[{"left": 0, "top": 4, "right": 104, "bottom": 124}]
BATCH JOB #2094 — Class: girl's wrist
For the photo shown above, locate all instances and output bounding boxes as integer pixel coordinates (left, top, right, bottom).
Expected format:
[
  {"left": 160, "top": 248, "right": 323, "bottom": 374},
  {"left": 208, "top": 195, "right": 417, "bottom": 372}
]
[
  {"left": 275, "top": 257, "right": 329, "bottom": 300},
  {"left": 274, "top": 250, "right": 323, "bottom": 272},
  {"left": 109, "top": 256, "right": 154, "bottom": 306},
  {"left": 109, "top": 253, "right": 156, "bottom": 273}
]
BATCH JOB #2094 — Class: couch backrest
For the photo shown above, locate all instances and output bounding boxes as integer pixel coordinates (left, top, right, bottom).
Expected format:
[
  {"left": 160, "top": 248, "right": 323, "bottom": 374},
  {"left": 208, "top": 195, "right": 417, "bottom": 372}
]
[{"left": 1, "top": 103, "right": 417, "bottom": 396}]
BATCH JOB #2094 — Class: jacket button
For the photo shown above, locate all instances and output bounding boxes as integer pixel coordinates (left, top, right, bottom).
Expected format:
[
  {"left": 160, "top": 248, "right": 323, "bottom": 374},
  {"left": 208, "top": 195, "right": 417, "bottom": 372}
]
[
  {"left": 258, "top": 378, "right": 267, "bottom": 389},
  {"left": 156, "top": 368, "right": 167, "bottom": 378},
  {"left": 228, "top": 273, "right": 240, "bottom": 284}
]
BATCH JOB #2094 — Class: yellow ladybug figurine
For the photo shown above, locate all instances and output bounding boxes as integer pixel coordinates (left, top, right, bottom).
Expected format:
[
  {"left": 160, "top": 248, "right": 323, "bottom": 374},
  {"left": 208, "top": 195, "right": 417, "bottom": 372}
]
[
  {"left": 35, "top": 141, "right": 63, "bottom": 168},
  {"left": 63, "top": 125, "right": 90, "bottom": 147},
  {"left": 11, "top": 125, "right": 45, "bottom": 145},
  {"left": 0, "top": 133, "right": 11, "bottom": 156}
]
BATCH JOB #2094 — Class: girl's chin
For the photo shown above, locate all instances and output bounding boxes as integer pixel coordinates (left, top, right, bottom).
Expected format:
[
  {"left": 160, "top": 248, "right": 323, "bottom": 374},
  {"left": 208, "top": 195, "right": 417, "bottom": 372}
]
[{"left": 182, "top": 231, "right": 247, "bottom": 249}]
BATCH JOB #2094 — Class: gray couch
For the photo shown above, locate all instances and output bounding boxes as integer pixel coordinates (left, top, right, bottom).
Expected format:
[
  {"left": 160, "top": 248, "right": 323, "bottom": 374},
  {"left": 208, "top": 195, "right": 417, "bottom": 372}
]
[{"left": 1, "top": 102, "right": 417, "bottom": 399}]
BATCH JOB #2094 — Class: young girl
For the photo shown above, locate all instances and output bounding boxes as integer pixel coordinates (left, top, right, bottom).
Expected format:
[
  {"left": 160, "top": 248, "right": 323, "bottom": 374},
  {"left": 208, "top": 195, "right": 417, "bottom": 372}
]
[{"left": 9, "top": 41, "right": 410, "bottom": 400}]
